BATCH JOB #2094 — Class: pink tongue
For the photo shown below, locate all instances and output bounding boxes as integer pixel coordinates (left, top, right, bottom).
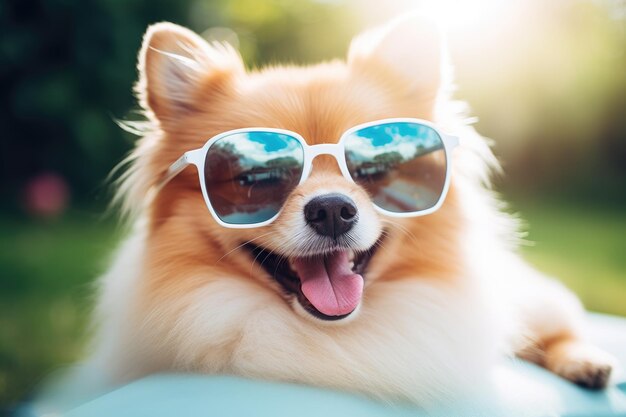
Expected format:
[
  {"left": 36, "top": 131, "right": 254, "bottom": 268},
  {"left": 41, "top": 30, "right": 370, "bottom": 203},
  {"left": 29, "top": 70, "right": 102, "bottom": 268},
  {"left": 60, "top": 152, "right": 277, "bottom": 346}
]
[{"left": 293, "top": 251, "right": 363, "bottom": 317}]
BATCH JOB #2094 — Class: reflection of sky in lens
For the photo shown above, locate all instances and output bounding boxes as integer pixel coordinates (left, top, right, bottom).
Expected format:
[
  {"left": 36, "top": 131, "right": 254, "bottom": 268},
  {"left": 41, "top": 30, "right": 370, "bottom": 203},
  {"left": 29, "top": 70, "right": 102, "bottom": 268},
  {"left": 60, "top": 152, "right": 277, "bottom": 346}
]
[
  {"left": 215, "top": 132, "right": 303, "bottom": 167},
  {"left": 247, "top": 132, "right": 292, "bottom": 152},
  {"left": 345, "top": 122, "right": 443, "bottom": 161}
]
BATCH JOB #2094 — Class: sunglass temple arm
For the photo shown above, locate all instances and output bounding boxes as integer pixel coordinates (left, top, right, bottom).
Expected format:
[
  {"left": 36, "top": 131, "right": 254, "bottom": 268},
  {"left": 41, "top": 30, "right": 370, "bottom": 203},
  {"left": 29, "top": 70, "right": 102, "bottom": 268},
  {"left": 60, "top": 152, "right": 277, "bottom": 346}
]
[
  {"left": 153, "top": 152, "right": 192, "bottom": 194},
  {"left": 445, "top": 134, "right": 460, "bottom": 148}
]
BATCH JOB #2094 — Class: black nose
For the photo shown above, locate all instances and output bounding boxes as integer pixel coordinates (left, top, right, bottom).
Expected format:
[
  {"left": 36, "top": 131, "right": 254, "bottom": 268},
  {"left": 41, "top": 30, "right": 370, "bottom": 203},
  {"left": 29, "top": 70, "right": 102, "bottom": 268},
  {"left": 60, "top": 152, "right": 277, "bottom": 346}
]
[{"left": 304, "top": 193, "right": 358, "bottom": 239}]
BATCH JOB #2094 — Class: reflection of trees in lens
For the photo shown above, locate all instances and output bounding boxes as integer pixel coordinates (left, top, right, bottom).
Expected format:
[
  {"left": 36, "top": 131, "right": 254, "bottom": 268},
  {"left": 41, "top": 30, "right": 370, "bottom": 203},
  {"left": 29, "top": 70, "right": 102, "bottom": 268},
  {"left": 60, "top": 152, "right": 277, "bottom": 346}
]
[
  {"left": 351, "top": 151, "right": 403, "bottom": 180},
  {"left": 347, "top": 123, "right": 443, "bottom": 163},
  {"left": 237, "top": 156, "right": 301, "bottom": 186},
  {"left": 267, "top": 156, "right": 300, "bottom": 169},
  {"left": 346, "top": 126, "right": 447, "bottom": 212},
  {"left": 374, "top": 151, "right": 403, "bottom": 165},
  {"left": 204, "top": 135, "right": 303, "bottom": 223},
  {"left": 206, "top": 141, "right": 243, "bottom": 184}
]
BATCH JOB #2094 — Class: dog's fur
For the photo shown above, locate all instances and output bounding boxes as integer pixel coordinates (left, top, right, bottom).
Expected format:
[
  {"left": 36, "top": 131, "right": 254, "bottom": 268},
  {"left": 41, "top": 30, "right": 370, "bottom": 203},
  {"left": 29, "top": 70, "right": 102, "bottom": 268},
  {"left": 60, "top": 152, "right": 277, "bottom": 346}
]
[{"left": 89, "top": 15, "right": 614, "bottom": 406}]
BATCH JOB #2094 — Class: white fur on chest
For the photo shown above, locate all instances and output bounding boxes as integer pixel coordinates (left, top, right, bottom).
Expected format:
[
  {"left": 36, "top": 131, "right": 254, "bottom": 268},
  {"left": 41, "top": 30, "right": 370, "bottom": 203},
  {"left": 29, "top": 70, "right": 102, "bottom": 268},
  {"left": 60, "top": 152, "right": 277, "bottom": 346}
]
[{"left": 92, "top": 232, "right": 503, "bottom": 406}]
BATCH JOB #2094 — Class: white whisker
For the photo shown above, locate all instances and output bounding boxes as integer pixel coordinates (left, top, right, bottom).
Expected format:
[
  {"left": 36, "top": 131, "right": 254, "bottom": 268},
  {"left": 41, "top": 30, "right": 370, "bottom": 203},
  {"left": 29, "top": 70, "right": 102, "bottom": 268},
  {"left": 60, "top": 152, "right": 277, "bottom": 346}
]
[{"left": 216, "top": 232, "right": 275, "bottom": 263}]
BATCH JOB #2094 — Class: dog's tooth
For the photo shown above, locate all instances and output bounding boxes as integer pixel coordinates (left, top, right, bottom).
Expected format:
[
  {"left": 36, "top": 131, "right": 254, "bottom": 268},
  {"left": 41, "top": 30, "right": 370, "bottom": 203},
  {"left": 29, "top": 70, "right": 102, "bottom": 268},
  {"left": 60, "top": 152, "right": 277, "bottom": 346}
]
[
  {"left": 348, "top": 250, "right": 355, "bottom": 262},
  {"left": 348, "top": 261, "right": 354, "bottom": 270}
]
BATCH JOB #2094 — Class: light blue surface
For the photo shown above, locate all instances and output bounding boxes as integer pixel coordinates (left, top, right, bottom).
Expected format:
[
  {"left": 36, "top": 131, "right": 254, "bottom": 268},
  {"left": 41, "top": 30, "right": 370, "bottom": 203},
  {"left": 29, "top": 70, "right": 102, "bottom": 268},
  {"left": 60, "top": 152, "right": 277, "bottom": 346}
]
[
  {"left": 19, "top": 314, "right": 626, "bottom": 417},
  {"left": 63, "top": 370, "right": 626, "bottom": 417}
]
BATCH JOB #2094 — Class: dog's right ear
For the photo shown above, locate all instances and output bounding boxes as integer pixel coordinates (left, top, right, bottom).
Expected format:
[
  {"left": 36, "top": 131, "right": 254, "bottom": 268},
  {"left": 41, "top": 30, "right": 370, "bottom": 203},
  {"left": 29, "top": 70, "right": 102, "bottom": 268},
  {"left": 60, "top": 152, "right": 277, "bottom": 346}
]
[
  {"left": 136, "top": 22, "right": 244, "bottom": 124},
  {"left": 348, "top": 14, "right": 445, "bottom": 101}
]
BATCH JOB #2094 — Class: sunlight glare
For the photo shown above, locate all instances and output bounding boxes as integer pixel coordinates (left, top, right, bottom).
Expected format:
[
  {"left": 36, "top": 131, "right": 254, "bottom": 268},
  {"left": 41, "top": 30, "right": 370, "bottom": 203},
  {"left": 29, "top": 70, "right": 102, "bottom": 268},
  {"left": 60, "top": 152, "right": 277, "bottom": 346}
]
[{"left": 414, "top": 0, "right": 517, "bottom": 32}]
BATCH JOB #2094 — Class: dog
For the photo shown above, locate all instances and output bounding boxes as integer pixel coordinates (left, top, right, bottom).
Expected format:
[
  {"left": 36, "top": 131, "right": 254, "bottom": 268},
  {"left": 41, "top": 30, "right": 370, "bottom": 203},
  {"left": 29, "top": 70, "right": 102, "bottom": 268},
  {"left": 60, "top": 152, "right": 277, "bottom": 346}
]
[{"left": 89, "top": 14, "right": 614, "bottom": 407}]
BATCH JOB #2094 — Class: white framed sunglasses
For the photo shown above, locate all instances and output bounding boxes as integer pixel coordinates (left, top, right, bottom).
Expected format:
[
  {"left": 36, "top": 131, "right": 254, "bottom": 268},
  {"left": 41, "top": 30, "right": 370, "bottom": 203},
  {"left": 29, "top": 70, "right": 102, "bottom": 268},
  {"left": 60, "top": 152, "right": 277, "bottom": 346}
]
[{"left": 159, "top": 118, "right": 459, "bottom": 228}]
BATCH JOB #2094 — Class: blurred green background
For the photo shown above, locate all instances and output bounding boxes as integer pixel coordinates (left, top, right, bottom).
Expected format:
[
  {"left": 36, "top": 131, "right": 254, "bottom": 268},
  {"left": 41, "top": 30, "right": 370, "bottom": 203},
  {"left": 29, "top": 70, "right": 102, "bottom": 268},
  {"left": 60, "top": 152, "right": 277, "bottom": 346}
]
[{"left": 1, "top": 0, "right": 625, "bottom": 410}]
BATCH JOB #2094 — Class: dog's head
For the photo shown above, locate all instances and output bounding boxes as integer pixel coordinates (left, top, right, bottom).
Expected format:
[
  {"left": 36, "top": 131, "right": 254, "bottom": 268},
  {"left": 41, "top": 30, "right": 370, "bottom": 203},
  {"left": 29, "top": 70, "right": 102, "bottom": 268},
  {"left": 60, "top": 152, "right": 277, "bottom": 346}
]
[{"left": 121, "top": 15, "right": 492, "bottom": 324}]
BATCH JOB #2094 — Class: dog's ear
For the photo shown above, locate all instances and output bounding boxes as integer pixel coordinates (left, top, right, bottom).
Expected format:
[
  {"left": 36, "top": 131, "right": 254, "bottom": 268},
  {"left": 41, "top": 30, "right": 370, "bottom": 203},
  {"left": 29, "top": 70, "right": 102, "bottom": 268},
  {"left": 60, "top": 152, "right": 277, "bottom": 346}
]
[
  {"left": 136, "top": 22, "right": 243, "bottom": 123},
  {"left": 348, "top": 14, "right": 445, "bottom": 99}
]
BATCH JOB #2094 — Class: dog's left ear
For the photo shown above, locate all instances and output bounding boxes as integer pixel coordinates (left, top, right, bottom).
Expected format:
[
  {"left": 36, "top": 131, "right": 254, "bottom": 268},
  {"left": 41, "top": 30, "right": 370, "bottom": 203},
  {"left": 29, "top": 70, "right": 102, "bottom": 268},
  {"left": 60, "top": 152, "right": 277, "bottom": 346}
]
[
  {"left": 348, "top": 14, "right": 445, "bottom": 99},
  {"left": 136, "top": 22, "right": 244, "bottom": 124}
]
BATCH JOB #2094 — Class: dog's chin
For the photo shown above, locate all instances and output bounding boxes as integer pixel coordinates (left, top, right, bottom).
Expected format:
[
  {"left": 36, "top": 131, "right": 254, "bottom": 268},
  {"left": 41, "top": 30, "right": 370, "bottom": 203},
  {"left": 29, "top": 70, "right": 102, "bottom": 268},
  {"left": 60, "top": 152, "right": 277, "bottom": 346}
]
[{"left": 244, "top": 240, "right": 380, "bottom": 323}]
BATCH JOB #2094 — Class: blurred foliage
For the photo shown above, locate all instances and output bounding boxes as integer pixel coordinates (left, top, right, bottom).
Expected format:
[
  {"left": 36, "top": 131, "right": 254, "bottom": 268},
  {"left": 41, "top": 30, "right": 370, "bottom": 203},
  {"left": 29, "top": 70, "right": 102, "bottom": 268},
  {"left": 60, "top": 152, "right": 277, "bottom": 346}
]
[
  {"left": 1, "top": 0, "right": 624, "bottom": 206},
  {"left": 0, "top": 0, "right": 358, "bottom": 209},
  {"left": 514, "top": 199, "right": 626, "bottom": 316},
  {"left": 1, "top": 0, "right": 191, "bottom": 205},
  {"left": 448, "top": 0, "right": 626, "bottom": 200},
  {"left": 0, "top": 213, "right": 122, "bottom": 408}
]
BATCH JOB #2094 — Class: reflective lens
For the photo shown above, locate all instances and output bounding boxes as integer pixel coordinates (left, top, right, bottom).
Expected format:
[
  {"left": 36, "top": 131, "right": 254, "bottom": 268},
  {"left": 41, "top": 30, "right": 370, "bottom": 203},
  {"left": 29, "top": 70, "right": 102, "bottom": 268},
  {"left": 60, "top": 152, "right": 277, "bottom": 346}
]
[
  {"left": 344, "top": 122, "right": 447, "bottom": 213},
  {"left": 204, "top": 131, "right": 304, "bottom": 224}
]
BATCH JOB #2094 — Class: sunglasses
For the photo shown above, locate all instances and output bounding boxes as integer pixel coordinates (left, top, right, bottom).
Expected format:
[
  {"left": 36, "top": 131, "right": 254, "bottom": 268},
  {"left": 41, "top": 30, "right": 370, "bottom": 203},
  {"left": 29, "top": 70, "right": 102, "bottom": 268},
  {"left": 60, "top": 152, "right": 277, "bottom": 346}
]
[{"left": 159, "top": 118, "right": 459, "bottom": 228}]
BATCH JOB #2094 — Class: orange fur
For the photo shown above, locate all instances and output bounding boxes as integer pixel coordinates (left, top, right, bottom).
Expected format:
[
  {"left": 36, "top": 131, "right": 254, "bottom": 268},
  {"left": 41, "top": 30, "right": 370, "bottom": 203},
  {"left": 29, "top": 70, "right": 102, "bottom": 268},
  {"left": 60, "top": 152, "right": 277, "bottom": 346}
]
[{"left": 91, "top": 15, "right": 614, "bottom": 405}]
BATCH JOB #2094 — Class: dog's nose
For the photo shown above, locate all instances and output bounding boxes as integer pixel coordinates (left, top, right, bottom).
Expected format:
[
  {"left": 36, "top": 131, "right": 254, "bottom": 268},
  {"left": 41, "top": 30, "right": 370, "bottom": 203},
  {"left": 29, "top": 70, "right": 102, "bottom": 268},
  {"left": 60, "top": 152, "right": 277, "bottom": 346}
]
[{"left": 304, "top": 193, "right": 358, "bottom": 239}]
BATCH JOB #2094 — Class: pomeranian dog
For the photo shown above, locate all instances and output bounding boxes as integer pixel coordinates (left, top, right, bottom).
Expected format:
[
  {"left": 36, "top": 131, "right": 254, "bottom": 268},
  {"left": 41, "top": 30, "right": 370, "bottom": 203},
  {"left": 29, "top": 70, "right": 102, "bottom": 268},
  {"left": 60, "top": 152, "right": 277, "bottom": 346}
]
[{"left": 89, "top": 14, "right": 614, "bottom": 406}]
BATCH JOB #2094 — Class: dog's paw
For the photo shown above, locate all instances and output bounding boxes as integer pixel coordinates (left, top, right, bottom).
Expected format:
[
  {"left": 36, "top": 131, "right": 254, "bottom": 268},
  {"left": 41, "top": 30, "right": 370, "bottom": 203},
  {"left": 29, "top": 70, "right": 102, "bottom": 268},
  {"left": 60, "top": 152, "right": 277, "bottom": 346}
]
[
  {"left": 554, "top": 355, "right": 613, "bottom": 389},
  {"left": 546, "top": 341, "right": 614, "bottom": 389}
]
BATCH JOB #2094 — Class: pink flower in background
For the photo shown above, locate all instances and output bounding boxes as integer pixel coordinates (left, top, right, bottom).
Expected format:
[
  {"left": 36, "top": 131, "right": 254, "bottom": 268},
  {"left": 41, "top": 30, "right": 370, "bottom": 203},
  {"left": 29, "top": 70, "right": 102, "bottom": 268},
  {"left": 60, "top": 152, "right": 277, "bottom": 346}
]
[{"left": 23, "top": 172, "right": 70, "bottom": 218}]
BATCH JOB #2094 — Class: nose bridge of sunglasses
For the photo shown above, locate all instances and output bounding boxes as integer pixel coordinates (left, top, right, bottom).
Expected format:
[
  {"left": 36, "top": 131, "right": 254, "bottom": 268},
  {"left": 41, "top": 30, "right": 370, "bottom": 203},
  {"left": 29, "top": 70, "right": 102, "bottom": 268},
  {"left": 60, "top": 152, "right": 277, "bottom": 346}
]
[
  {"left": 308, "top": 143, "right": 343, "bottom": 158},
  {"left": 307, "top": 143, "right": 345, "bottom": 175},
  {"left": 185, "top": 149, "right": 206, "bottom": 166}
]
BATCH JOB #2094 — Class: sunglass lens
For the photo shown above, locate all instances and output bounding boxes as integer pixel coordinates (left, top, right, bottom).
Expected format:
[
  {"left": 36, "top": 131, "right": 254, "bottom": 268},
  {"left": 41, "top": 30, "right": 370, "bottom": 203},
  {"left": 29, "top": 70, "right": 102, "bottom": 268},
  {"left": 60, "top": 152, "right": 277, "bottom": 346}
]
[
  {"left": 204, "top": 131, "right": 304, "bottom": 224},
  {"left": 344, "top": 122, "right": 447, "bottom": 213}
]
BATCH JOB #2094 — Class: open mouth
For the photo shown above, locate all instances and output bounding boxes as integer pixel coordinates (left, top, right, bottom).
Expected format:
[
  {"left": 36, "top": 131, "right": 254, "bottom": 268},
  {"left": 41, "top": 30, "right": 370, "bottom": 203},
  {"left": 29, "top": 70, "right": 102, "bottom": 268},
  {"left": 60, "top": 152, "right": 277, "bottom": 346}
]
[{"left": 244, "top": 242, "right": 379, "bottom": 321}]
